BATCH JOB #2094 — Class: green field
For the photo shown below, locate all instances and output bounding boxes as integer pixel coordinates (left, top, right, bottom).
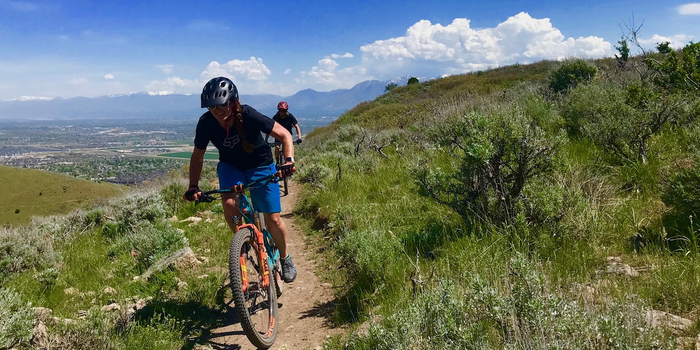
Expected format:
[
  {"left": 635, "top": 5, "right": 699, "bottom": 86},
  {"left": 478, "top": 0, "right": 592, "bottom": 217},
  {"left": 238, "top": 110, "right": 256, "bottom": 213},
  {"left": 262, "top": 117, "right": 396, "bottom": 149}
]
[
  {"left": 0, "top": 166, "right": 125, "bottom": 226},
  {"left": 158, "top": 151, "right": 219, "bottom": 160}
]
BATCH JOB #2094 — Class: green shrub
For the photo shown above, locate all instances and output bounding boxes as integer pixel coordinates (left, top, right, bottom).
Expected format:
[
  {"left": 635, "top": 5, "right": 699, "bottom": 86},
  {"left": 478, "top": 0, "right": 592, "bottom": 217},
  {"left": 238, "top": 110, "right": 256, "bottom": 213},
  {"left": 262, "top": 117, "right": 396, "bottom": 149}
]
[
  {"left": 0, "top": 288, "right": 35, "bottom": 349},
  {"left": 549, "top": 59, "right": 597, "bottom": 93},
  {"left": 662, "top": 164, "right": 700, "bottom": 217},
  {"left": 107, "top": 221, "right": 187, "bottom": 269},
  {"left": 420, "top": 93, "right": 565, "bottom": 224}
]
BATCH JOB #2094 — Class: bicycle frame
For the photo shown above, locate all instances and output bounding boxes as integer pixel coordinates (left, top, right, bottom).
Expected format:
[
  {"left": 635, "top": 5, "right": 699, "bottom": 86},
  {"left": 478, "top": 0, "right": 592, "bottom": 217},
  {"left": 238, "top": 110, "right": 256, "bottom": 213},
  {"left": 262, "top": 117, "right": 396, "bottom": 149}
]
[
  {"left": 236, "top": 193, "right": 279, "bottom": 291},
  {"left": 197, "top": 175, "right": 281, "bottom": 292}
]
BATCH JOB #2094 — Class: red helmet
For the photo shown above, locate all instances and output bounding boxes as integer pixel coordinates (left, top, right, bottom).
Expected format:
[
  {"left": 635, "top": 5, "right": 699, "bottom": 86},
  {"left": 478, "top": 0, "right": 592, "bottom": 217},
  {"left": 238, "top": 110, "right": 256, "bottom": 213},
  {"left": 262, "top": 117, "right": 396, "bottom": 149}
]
[{"left": 277, "top": 101, "right": 289, "bottom": 110}]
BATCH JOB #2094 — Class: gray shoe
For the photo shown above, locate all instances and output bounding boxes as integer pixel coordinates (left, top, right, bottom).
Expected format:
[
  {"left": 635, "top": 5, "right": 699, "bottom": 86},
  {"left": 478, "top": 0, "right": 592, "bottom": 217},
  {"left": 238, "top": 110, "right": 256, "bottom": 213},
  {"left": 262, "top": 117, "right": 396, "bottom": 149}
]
[{"left": 280, "top": 255, "right": 297, "bottom": 283}]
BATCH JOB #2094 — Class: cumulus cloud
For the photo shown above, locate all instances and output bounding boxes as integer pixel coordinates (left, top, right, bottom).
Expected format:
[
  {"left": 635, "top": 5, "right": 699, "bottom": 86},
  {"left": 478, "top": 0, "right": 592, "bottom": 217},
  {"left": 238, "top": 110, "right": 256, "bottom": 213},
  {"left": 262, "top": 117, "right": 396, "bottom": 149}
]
[
  {"left": 678, "top": 3, "right": 700, "bottom": 15},
  {"left": 284, "top": 68, "right": 291, "bottom": 74},
  {"left": 358, "top": 12, "right": 612, "bottom": 78},
  {"left": 145, "top": 76, "right": 200, "bottom": 93},
  {"left": 331, "top": 53, "right": 354, "bottom": 59},
  {"left": 156, "top": 64, "right": 174, "bottom": 74},
  {"left": 297, "top": 56, "right": 370, "bottom": 90},
  {"left": 639, "top": 34, "right": 695, "bottom": 49},
  {"left": 104, "top": 73, "right": 114, "bottom": 80},
  {"left": 202, "top": 57, "right": 271, "bottom": 82}
]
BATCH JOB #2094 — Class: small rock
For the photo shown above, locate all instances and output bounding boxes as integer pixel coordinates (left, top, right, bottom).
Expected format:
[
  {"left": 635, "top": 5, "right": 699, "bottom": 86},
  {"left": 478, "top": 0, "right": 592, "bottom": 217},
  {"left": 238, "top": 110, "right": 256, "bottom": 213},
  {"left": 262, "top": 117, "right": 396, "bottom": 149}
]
[
  {"left": 103, "top": 287, "right": 117, "bottom": 294},
  {"left": 645, "top": 309, "right": 692, "bottom": 335},
  {"left": 135, "top": 298, "right": 148, "bottom": 311},
  {"left": 180, "top": 216, "right": 202, "bottom": 225},
  {"left": 101, "top": 303, "right": 121, "bottom": 312},
  {"left": 31, "top": 307, "right": 53, "bottom": 322},
  {"left": 197, "top": 274, "right": 210, "bottom": 279},
  {"left": 170, "top": 215, "right": 178, "bottom": 222},
  {"left": 177, "top": 281, "right": 188, "bottom": 290},
  {"left": 64, "top": 287, "right": 79, "bottom": 295}
]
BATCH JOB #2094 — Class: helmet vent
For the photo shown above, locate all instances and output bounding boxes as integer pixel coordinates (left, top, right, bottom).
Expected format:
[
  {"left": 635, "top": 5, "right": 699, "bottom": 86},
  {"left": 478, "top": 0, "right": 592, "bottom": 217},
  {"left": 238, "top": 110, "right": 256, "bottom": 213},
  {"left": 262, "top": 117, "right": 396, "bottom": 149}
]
[{"left": 220, "top": 81, "right": 226, "bottom": 88}]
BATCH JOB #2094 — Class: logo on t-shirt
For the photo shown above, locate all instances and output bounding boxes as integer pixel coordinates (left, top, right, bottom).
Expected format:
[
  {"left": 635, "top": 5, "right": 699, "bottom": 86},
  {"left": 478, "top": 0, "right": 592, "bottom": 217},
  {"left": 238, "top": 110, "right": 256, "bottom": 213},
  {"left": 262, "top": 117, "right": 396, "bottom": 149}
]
[{"left": 223, "top": 135, "right": 240, "bottom": 148}]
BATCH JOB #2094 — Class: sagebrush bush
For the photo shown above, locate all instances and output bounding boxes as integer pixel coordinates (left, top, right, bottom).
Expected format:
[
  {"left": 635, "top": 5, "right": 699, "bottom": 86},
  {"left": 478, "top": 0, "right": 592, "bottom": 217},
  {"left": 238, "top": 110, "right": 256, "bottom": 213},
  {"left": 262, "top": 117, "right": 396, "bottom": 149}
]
[
  {"left": 107, "top": 221, "right": 187, "bottom": 269},
  {"left": 420, "top": 92, "right": 566, "bottom": 224},
  {"left": 347, "top": 255, "right": 673, "bottom": 349},
  {"left": 0, "top": 288, "right": 35, "bottom": 349}
]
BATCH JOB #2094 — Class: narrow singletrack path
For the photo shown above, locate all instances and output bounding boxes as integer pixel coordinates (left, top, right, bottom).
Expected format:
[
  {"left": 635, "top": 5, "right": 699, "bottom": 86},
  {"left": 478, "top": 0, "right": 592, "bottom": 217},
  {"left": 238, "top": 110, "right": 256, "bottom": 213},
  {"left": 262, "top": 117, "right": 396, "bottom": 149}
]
[{"left": 205, "top": 180, "right": 341, "bottom": 350}]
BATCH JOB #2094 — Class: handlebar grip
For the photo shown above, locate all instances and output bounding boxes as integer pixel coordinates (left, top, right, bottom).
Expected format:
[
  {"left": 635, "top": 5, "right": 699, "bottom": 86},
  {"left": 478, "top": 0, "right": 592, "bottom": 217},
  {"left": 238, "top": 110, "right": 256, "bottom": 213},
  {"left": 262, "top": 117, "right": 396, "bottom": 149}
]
[{"left": 195, "top": 193, "right": 215, "bottom": 205}]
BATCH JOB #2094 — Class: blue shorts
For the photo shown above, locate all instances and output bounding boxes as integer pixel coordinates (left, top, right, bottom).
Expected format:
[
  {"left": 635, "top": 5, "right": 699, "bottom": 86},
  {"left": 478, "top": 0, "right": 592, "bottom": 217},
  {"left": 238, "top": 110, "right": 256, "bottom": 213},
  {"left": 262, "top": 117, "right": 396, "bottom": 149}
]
[{"left": 216, "top": 162, "right": 281, "bottom": 213}]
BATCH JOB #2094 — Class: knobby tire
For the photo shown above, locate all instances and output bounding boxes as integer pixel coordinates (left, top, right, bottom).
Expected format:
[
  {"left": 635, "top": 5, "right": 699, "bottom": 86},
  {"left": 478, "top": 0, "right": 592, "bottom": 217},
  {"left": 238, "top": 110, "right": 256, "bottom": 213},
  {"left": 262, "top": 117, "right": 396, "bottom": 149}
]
[{"left": 229, "top": 227, "right": 278, "bottom": 349}]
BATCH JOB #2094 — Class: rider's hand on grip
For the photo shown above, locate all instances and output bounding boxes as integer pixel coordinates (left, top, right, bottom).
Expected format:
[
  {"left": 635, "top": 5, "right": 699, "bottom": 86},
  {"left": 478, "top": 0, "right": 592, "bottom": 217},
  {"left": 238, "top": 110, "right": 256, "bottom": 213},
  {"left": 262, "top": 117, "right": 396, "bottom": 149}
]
[
  {"left": 232, "top": 183, "right": 245, "bottom": 193},
  {"left": 183, "top": 186, "right": 201, "bottom": 202},
  {"left": 277, "top": 162, "right": 296, "bottom": 178}
]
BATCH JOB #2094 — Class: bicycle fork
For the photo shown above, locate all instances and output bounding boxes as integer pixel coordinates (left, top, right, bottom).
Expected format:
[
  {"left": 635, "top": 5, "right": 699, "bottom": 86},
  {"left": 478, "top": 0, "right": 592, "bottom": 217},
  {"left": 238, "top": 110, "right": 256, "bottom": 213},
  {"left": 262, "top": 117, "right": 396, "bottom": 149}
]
[{"left": 238, "top": 223, "right": 271, "bottom": 293}]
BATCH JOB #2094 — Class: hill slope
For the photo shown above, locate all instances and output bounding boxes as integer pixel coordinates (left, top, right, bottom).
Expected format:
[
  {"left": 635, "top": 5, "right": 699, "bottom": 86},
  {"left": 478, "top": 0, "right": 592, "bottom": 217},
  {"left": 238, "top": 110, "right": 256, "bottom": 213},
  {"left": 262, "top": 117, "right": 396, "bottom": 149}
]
[{"left": 0, "top": 165, "right": 124, "bottom": 226}]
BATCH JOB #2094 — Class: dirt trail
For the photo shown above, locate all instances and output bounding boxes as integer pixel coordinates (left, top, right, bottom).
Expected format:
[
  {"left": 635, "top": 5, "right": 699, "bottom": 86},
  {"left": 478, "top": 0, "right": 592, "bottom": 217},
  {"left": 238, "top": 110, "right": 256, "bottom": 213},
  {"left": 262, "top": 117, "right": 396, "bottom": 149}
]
[{"left": 205, "top": 180, "right": 342, "bottom": 350}]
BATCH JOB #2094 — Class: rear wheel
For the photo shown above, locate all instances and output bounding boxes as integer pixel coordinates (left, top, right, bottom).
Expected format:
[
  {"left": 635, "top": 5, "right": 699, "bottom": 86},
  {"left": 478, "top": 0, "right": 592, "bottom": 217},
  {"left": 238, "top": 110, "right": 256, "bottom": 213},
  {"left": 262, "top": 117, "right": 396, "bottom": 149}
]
[{"left": 229, "top": 227, "right": 278, "bottom": 349}]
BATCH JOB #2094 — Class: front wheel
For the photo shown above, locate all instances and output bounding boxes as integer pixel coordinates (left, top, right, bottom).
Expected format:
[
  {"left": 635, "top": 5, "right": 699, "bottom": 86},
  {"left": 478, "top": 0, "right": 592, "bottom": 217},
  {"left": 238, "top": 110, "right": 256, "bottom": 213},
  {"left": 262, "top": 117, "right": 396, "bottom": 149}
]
[{"left": 229, "top": 227, "right": 278, "bottom": 349}]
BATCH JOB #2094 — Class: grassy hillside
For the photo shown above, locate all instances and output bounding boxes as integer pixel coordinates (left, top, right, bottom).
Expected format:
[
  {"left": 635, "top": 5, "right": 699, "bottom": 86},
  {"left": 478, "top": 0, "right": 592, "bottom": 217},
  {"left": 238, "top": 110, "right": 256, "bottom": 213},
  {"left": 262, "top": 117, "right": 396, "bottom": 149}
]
[
  {"left": 0, "top": 166, "right": 125, "bottom": 226},
  {"left": 295, "top": 49, "right": 700, "bottom": 348}
]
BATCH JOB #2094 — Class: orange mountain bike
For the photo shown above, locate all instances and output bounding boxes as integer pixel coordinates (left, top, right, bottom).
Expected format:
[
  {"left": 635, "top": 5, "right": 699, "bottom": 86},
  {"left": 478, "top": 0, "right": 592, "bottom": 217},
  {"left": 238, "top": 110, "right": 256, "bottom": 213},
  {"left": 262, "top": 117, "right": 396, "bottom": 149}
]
[{"left": 196, "top": 174, "right": 284, "bottom": 349}]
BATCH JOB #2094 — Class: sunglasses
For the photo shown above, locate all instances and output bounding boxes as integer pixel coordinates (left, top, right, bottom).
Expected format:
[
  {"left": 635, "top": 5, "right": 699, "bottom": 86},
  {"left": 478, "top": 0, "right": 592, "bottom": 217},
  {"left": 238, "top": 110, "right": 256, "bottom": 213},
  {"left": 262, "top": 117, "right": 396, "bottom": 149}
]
[{"left": 207, "top": 100, "right": 230, "bottom": 111}]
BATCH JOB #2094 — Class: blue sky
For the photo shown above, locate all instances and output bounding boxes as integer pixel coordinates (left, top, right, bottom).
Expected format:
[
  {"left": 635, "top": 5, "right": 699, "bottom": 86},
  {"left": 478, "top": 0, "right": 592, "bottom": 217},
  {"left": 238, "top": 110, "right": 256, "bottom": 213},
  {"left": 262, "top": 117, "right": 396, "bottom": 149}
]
[{"left": 0, "top": 0, "right": 698, "bottom": 101}]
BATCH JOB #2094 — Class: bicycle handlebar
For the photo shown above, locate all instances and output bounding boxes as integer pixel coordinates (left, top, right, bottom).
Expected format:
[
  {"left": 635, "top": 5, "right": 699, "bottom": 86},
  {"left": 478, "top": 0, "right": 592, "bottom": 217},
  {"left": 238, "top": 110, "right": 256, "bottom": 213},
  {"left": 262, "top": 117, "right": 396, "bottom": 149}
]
[
  {"left": 267, "top": 139, "right": 302, "bottom": 147},
  {"left": 195, "top": 174, "right": 278, "bottom": 205}
]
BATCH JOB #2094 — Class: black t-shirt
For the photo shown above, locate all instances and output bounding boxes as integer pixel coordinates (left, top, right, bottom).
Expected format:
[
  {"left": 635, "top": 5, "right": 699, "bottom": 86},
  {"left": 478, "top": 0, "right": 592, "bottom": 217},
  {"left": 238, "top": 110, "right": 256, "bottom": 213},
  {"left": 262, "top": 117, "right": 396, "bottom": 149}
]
[
  {"left": 194, "top": 105, "right": 274, "bottom": 169},
  {"left": 272, "top": 112, "right": 299, "bottom": 136}
]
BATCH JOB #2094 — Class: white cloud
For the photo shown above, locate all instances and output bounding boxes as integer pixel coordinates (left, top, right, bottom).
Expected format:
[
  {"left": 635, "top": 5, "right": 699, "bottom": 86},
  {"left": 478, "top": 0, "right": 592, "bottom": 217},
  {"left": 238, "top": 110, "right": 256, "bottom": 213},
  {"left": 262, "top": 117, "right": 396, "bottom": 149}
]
[
  {"left": 146, "top": 76, "right": 200, "bottom": 93},
  {"left": 678, "top": 3, "right": 700, "bottom": 15},
  {"left": 297, "top": 57, "right": 370, "bottom": 90},
  {"left": 639, "top": 34, "right": 694, "bottom": 49},
  {"left": 284, "top": 68, "right": 291, "bottom": 74},
  {"left": 202, "top": 57, "right": 271, "bottom": 82},
  {"left": 331, "top": 53, "right": 354, "bottom": 59},
  {"left": 156, "top": 64, "right": 174, "bottom": 74},
  {"left": 358, "top": 12, "right": 612, "bottom": 78},
  {"left": 104, "top": 73, "right": 114, "bottom": 80}
]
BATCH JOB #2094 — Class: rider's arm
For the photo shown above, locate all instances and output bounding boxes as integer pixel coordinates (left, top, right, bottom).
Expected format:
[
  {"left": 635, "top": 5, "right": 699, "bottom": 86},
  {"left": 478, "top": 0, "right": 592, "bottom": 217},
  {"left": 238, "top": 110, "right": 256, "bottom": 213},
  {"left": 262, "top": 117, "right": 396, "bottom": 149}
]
[
  {"left": 269, "top": 122, "right": 294, "bottom": 160},
  {"left": 189, "top": 147, "right": 206, "bottom": 187},
  {"left": 294, "top": 124, "right": 302, "bottom": 140}
]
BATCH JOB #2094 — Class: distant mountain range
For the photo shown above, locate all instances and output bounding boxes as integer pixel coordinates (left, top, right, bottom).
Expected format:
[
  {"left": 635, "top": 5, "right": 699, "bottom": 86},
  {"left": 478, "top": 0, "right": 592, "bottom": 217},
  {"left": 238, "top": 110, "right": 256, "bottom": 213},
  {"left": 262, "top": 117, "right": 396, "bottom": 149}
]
[{"left": 0, "top": 77, "right": 417, "bottom": 121}]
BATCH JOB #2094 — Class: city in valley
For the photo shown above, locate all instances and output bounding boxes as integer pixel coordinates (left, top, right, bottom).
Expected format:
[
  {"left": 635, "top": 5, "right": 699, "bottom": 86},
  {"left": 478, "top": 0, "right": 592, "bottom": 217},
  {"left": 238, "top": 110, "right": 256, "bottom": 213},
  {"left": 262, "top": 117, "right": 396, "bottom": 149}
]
[
  {"left": 0, "top": 118, "right": 198, "bottom": 184},
  {"left": 0, "top": 117, "right": 328, "bottom": 184}
]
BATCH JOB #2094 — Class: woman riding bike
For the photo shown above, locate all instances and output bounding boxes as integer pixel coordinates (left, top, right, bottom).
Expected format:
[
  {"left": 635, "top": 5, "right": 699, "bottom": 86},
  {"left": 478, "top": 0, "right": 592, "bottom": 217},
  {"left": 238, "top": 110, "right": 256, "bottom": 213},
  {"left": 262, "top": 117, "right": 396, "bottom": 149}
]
[
  {"left": 266, "top": 101, "right": 303, "bottom": 163},
  {"left": 183, "top": 77, "right": 297, "bottom": 283}
]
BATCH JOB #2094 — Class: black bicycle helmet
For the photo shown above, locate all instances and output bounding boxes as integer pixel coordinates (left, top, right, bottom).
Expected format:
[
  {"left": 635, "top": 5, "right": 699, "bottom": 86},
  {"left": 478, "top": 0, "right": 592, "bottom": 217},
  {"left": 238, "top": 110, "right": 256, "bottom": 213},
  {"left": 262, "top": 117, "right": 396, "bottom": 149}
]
[{"left": 200, "top": 77, "right": 239, "bottom": 108}]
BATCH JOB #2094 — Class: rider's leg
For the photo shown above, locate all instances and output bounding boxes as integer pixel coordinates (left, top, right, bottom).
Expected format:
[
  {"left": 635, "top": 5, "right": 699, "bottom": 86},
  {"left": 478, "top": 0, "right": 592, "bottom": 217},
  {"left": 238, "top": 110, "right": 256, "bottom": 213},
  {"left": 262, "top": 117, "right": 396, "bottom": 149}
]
[
  {"left": 221, "top": 193, "right": 241, "bottom": 232},
  {"left": 263, "top": 212, "right": 288, "bottom": 258},
  {"left": 217, "top": 162, "right": 246, "bottom": 232}
]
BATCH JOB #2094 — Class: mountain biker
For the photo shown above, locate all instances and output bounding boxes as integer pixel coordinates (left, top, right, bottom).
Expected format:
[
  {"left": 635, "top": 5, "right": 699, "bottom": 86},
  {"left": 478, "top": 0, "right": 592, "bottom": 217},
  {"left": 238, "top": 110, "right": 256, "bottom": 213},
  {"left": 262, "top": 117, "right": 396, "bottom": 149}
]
[
  {"left": 183, "top": 77, "right": 297, "bottom": 283},
  {"left": 266, "top": 101, "right": 302, "bottom": 163}
]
